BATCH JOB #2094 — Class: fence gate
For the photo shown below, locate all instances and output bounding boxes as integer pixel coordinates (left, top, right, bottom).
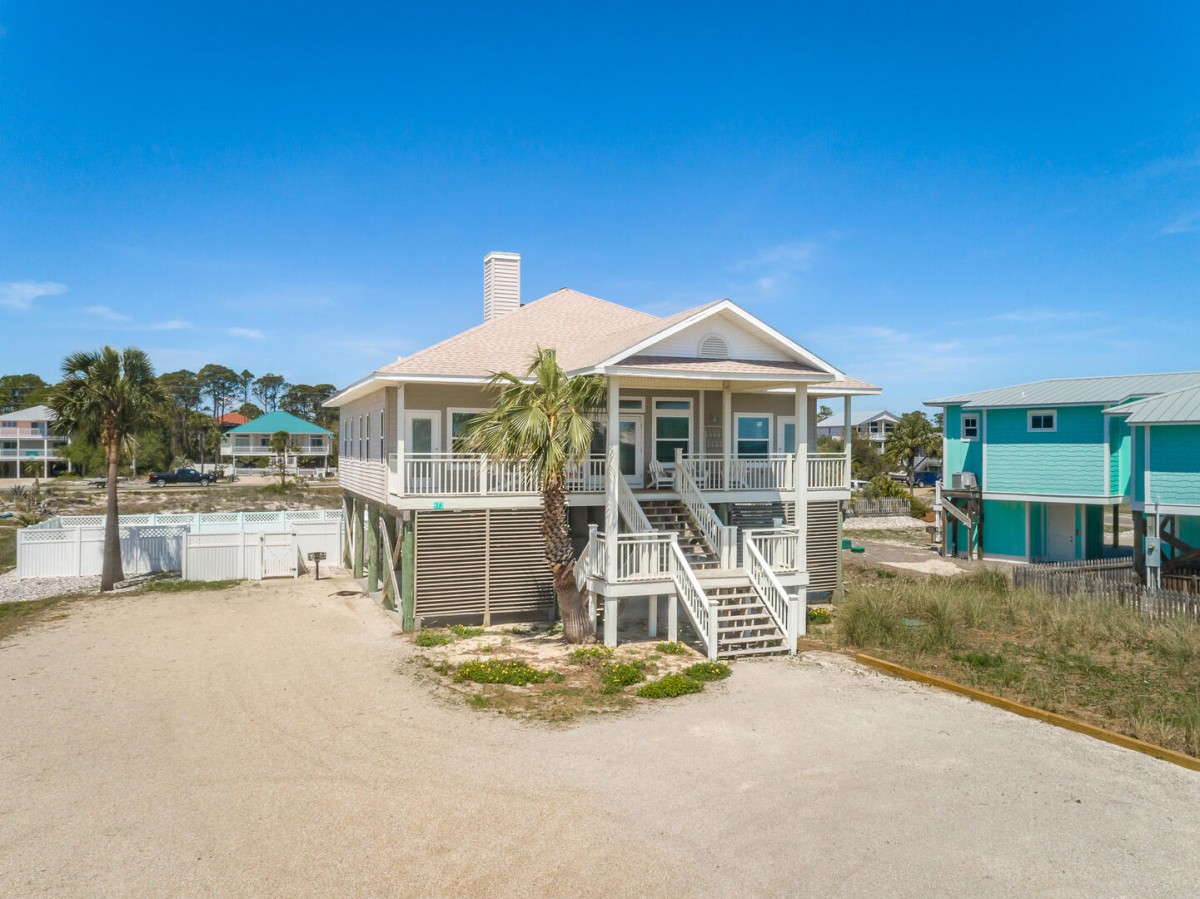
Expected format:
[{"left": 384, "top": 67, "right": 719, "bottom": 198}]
[{"left": 261, "top": 533, "right": 296, "bottom": 579}]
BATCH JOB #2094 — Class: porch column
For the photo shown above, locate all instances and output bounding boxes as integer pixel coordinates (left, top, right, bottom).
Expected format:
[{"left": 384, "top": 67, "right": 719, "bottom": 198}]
[
  {"left": 367, "top": 504, "right": 381, "bottom": 593},
  {"left": 722, "top": 383, "right": 732, "bottom": 490},
  {"left": 843, "top": 394, "right": 853, "bottom": 489},
  {"left": 605, "top": 377, "right": 620, "bottom": 581},
  {"left": 400, "top": 513, "right": 415, "bottom": 630},
  {"left": 353, "top": 496, "right": 365, "bottom": 579},
  {"left": 794, "top": 383, "right": 809, "bottom": 582},
  {"left": 1112, "top": 505, "right": 1119, "bottom": 551},
  {"left": 395, "top": 384, "right": 406, "bottom": 497},
  {"left": 698, "top": 391, "right": 705, "bottom": 462},
  {"left": 647, "top": 595, "right": 658, "bottom": 638}
]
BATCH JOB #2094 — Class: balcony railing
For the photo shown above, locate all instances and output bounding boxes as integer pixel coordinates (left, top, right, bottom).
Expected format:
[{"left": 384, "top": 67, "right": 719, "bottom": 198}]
[
  {"left": 676, "top": 453, "right": 849, "bottom": 492},
  {"left": 0, "top": 427, "right": 54, "bottom": 438},
  {"left": 221, "top": 444, "right": 331, "bottom": 456},
  {"left": 388, "top": 453, "right": 607, "bottom": 498},
  {"left": 0, "top": 448, "right": 66, "bottom": 460}
]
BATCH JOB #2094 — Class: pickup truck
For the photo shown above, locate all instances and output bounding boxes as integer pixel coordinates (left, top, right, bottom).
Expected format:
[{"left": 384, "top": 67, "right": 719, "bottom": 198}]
[{"left": 147, "top": 468, "right": 217, "bottom": 487}]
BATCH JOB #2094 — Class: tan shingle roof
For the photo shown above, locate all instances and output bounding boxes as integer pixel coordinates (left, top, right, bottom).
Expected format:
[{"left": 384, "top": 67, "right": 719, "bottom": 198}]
[
  {"left": 811, "top": 377, "right": 881, "bottom": 393},
  {"left": 378, "top": 289, "right": 719, "bottom": 378},
  {"left": 616, "top": 355, "right": 824, "bottom": 377}
]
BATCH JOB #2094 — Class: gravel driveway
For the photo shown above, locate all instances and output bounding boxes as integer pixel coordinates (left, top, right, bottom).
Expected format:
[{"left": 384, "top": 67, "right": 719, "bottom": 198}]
[{"left": 2, "top": 578, "right": 1198, "bottom": 897}]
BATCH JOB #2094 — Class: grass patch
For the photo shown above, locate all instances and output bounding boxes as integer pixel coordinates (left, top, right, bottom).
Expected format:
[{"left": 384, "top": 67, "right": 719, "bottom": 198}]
[
  {"left": 414, "top": 630, "right": 453, "bottom": 647},
  {"left": 569, "top": 644, "right": 614, "bottom": 664},
  {"left": 638, "top": 673, "right": 704, "bottom": 699},
  {"left": 598, "top": 660, "right": 647, "bottom": 694},
  {"left": 0, "top": 523, "right": 17, "bottom": 574},
  {"left": 448, "top": 624, "right": 486, "bottom": 639},
  {"left": 138, "top": 578, "right": 242, "bottom": 593},
  {"left": 849, "top": 528, "right": 933, "bottom": 548},
  {"left": 655, "top": 641, "right": 688, "bottom": 655},
  {"left": 682, "top": 661, "right": 731, "bottom": 682},
  {"left": 456, "top": 658, "right": 556, "bottom": 686},
  {"left": 832, "top": 568, "right": 1200, "bottom": 758}
]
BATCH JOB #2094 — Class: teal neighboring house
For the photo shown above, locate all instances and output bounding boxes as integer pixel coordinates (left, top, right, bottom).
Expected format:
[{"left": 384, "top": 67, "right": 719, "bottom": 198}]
[
  {"left": 220, "top": 410, "right": 334, "bottom": 475},
  {"left": 1108, "top": 385, "right": 1200, "bottom": 578},
  {"left": 927, "top": 372, "right": 1200, "bottom": 564}
]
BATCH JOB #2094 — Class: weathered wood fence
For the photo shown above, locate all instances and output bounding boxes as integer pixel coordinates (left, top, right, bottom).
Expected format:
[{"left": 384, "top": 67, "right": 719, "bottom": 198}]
[
  {"left": 1014, "top": 562, "right": 1200, "bottom": 620},
  {"left": 846, "top": 498, "right": 911, "bottom": 518}
]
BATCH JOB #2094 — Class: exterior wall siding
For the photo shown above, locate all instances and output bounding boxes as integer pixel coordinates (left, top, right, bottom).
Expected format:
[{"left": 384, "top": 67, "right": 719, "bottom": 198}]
[
  {"left": 338, "top": 388, "right": 391, "bottom": 504},
  {"left": 1147, "top": 424, "right": 1200, "bottom": 507},
  {"left": 943, "top": 405, "right": 982, "bottom": 483},
  {"left": 982, "top": 499, "right": 1026, "bottom": 558},
  {"left": 1108, "top": 413, "right": 1131, "bottom": 496},
  {"left": 1085, "top": 504, "right": 1105, "bottom": 558},
  {"left": 984, "top": 405, "right": 1106, "bottom": 496},
  {"left": 647, "top": 314, "right": 791, "bottom": 361}
]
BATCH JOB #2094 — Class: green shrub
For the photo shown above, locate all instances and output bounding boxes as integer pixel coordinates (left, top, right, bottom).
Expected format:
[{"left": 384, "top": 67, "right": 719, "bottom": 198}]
[
  {"left": 415, "top": 630, "right": 452, "bottom": 647},
  {"left": 638, "top": 674, "right": 704, "bottom": 699},
  {"left": 449, "top": 624, "right": 486, "bottom": 639},
  {"left": 655, "top": 641, "right": 688, "bottom": 655},
  {"left": 838, "top": 591, "right": 901, "bottom": 647},
  {"left": 683, "top": 661, "right": 731, "bottom": 682},
  {"left": 569, "top": 645, "right": 614, "bottom": 664},
  {"left": 910, "top": 496, "right": 932, "bottom": 519},
  {"left": 807, "top": 607, "right": 832, "bottom": 625},
  {"left": 456, "top": 658, "right": 553, "bottom": 686},
  {"left": 599, "top": 661, "right": 647, "bottom": 693}
]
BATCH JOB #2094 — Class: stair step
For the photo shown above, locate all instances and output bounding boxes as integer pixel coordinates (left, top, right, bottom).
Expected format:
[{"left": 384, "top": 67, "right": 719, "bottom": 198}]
[
  {"left": 719, "top": 634, "right": 786, "bottom": 647},
  {"left": 718, "top": 645, "right": 790, "bottom": 658}
]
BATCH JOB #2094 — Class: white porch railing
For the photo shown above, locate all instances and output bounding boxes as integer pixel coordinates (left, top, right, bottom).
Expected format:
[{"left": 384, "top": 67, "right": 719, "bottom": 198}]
[
  {"left": 390, "top": 452, "right": 607, "bottom": 497},
  {"left": 808, "top": 453, "right": 848, "bottom": 490},
  {"left": 677, "top": 453, "right": 848, "bottom": 492},
  {"left": 675, "top": 449, "right": 736, "bottom": 567},
  {"left": 616, "top": 467, "right": 653, "bottom": 532},
  {"left": 668, "top": 535, "right": 718, "bottom": 659},
  {"left": 744, "top": 530, "right": 802, "bottom": 652},
  {"left": 222, "top": 444, "right": 331, "bottom": 456},
  {"left": 613, "top": 531, "right": 674, "bottom": 581},
  {"left": 748, "top": 525, "right": 802, "bottom": 572},
  {"left": 0, "top": 449, "right": 65, "bottom": 460}
]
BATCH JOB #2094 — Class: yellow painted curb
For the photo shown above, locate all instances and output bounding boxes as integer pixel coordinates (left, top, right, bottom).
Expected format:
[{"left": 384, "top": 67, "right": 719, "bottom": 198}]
[{"left": 855, "top": 653, "right": 1200, "bottom": 773}]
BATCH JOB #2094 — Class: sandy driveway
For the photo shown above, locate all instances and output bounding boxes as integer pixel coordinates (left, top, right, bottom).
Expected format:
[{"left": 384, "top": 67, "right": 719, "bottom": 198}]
[{"left": 2, "top": 578, "right": 1198, "bottom": 897}]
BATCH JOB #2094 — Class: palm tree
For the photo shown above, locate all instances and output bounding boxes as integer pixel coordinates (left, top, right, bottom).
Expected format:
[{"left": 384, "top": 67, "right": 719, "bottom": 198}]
[
  {"left": 47, "top": 347, "right": 169, "bottom": 591},
  {"left": 884, "top": 411, "right": 942, "bottom": 492},
  {"left": 465, "top": 348, "right": 607, "bottom": 643}
]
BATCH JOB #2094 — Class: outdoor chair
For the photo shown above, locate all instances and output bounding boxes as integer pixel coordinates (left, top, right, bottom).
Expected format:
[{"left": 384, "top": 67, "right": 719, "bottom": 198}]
[{"left": 648, "top": 459, "right": 674, "bottom": 489}]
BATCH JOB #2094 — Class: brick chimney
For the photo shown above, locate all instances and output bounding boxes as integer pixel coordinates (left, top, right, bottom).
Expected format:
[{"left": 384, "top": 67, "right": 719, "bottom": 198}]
[{"left": 483, "top": 251, "right": 520, "bottom": 321}]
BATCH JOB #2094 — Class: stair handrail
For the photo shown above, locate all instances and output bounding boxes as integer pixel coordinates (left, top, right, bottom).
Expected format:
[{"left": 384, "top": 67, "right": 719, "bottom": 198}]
[
  {"left": 675, "top": 448, "right": 737, "bottom": 568},
  {"left": 574, "top": 526, "right": 603, "bottom": 586},
  {"left": 667, "top": 534, "right": 719, "bottom": 659},
  {"left": 615, "top": 469, "right": 654, "bottom": 532},
  {"left": 744, "top": 529, "right": 801, "bottom": 653}
]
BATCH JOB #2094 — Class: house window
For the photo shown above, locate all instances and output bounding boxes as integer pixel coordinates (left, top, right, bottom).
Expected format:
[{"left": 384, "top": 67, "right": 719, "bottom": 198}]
[
  {"left": 1028, "top": 411, "right": 1056, "bottom": 433},
  {"left": 962, "top": 415, "right": 979, "bottom": 440},
  {"left": 358, "top": 415, "right": 364, "bottom": 458},
  {"left": 449, "top": 409, "right": 487, "bottom": 453},
  {"left": 379, "top": 410, "right": 385, "bottom": 458},
  {"left": 618, "top": 398, "right": 645, "bottom": 412},
  {"left": 365, "top": 414, "right": 371, "bottom": 460},
  {"left": 653, "top": 398, "right": 692, "bottom": 464},
  {"left": 735, "top": 414, "right": 771, "bottom": 458}
]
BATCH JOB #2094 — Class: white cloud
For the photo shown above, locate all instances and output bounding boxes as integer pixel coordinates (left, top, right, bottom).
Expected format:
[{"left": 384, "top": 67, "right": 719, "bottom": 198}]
[
  {"left": 1161, "top": 211, "right": 1200, "bottom": 236},
  {"left": 147, "top": 320, "right": 193, "bottom": 331},
  {"left": 84, "top": 305, "right": 132, "bottom": 322},
  {"left": 0, "top": 280, "right": 67, "bottom": 310},
  {"left": 731, "top": 241, "right": 819, "bottom": 272},
  {"left": 227, "top": 327, "right": 264, "bottom": 340}
]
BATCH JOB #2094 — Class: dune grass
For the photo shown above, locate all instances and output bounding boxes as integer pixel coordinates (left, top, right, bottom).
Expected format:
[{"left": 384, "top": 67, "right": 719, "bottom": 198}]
[{"left": 822, "top": 569, "right": 1200, "bottom": 757}]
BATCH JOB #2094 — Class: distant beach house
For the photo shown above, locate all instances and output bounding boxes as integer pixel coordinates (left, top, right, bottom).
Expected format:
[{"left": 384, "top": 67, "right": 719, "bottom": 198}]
[
  {"left": 928, "top": 372, "right": 1200, "bottom": 566},
  {"left": 0, "top": 406, "right": 70, "bottom": 479},
  {"left": 1109, "top": 385, "right": 1200, "bottom": 585},
  {"left": 326, "top": 251, "right": 880, "bottom": 658},
  {"left": 221, "top": 410, "right": 334, "bottom": 475},
  {"left": 816, "top": 409, "right": 899, "bottom": 450},
  {"left": 216, "top": 412, "right": 250, "bottom": 431}
]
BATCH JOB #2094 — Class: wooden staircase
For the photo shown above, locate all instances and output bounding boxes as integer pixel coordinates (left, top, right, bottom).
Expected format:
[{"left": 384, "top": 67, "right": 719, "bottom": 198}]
[
  {"left": 701, "top": 571, "right": 790, "bottom": 658},
  {"left": 640, "top": 499, "right": 721, "bottom": 569}
]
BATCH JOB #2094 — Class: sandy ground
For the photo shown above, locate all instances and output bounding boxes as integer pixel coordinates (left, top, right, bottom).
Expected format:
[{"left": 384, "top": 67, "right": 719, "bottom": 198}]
[{"left": 2, "top": 578, "right": 1199, "bottom": 897}]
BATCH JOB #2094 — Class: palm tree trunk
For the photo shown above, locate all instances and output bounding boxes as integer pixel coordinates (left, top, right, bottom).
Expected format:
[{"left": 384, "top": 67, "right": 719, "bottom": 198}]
[
  {"left": 542, "top": 479, "right": 595, "bottom": 643},
  {"left": 100, "top": 445, "right": 124, "bottom": 591}
]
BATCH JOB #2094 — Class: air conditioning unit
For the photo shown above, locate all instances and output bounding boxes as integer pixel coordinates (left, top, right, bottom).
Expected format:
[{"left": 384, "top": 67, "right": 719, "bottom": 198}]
[{"left": 952, "top": 471, "right": 978, "bottom": 490}]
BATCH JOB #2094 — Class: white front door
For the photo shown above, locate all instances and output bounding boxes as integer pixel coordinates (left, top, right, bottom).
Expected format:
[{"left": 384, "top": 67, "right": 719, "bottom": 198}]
[
  {"left": 619, "top": 415, "right": 643, "bottom": 487},
  {"left": 405, "top": 412, "right": 442, "bottom": 455},
  {"left": 1046, "top": 504, "right": 1077, "bottom": 561}
]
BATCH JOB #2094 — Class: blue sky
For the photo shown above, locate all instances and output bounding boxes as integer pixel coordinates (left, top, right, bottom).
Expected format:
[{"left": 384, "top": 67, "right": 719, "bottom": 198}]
[{"left": 1, "top": 2, "right": 1198, "bottom": 411}]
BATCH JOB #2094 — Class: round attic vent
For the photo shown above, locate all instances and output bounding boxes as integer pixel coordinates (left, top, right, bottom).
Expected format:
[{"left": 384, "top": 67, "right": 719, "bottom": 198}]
[{"left": 698, "top": 334, "right": 730, "bottom": 360}]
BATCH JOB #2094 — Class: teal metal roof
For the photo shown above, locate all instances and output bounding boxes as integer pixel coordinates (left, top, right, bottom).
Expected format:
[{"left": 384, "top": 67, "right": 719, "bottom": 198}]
[
  {"left": 226, "top": 410, "right": 332, "bottom": 435},
  {"left": 927, "top": 371, "right": 1200, "bottom": 409},
  {"left": 1108, "top": 386, "right": 1200, "bottom": 425}
]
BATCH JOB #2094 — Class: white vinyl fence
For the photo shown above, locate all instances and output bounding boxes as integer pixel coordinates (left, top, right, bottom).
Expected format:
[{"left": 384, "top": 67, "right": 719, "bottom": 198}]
[{"left": 17, "top": 510, "right": 343, "bottom": 582}]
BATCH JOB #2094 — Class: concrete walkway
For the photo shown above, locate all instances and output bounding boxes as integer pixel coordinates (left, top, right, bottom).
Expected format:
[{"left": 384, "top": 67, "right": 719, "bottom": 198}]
[{"left": 1, "top": 577, "right": 1198, "bottom": 897}]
